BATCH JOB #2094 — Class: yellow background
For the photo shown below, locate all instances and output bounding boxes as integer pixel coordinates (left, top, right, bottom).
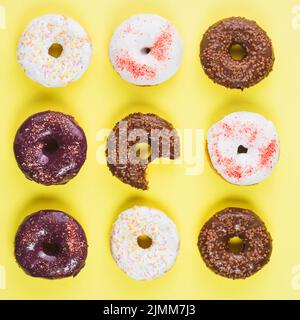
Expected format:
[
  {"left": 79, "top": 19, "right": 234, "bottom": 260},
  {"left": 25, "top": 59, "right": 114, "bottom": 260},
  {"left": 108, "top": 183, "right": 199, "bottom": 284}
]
[{"left": 0, "top": 0, "right": 299, "bottom": 300}]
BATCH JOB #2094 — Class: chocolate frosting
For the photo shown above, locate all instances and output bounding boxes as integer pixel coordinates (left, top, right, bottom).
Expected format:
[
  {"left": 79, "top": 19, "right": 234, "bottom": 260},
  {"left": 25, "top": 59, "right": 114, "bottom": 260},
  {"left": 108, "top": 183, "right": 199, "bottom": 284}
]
[
  {"left": 14, "top": 111, "right": 87, "bottom": 185},
  {"left": 200, "top": 17, "right": 274, "bottom": 89},
  {"left": 198, "top": 207, "right": 272, "bottom": 279},
  {"left": 106, "top": 113, "right": 180, "bottom": 190},
  {"left": 15, "top": 210, "right": 88, "bottom": 279}
]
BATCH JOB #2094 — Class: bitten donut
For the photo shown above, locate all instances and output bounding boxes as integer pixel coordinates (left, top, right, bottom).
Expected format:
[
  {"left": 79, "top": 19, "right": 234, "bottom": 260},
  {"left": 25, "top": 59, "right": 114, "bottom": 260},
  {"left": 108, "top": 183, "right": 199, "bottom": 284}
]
[
  {"left": 207, "top": 112, "right": 279, "bottom": 185},
  {"left": 198, "top": 207, "right": 272, "bottom": 279},
  {"left": 17, "top": 14, "right": 92, "bottom": 87},
  {"left": 200, "top": 17, "right": 274, "bottom": 89},
  {"left": 14, "top": 111, "right": 87, "bottom": 186},
  {"left": 111, "top": 206, "right": 179, "bottom": 280},
  {"left": 106, "top": 112, "right": 180, "bottom": 190},
  {"left": 109, "top": 14, "right": 183, "bottom": 86},
  {"left": 15, "top": 210, "right": 88, "bottom": 279}
]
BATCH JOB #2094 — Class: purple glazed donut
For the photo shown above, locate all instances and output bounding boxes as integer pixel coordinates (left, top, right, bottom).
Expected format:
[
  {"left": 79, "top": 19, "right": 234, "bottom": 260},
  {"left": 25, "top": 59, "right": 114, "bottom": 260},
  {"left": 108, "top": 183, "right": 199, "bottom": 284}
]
[
  {"left": 14, "top": 111, "right": 87, "bottom": 185},
  {"left": 15, "top": 210, "right": 88, "bottom": 279}
]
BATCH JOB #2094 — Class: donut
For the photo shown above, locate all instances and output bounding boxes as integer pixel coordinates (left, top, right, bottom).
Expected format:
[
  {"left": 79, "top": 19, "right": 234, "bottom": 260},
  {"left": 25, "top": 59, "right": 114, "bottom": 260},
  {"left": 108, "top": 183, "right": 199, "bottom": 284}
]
[
  {"left": 14, "top": 111, "right": 87, "bottom": 186},
  {"left": 207, "top": 112, "right": 279, "bottom": 185},
  {"left": 198, "top": 207, "right": 272, "bottom": 279},
  {"left": 200, "top": 17, "right": 274, "bottom": 89},
  {"left": 15, "top": 210, "right": 88, "bottom": 279},
  {"left": 106, "top": 112, "right": 180, "bottom": 190},
  {"left": 17, "top": 14, "right": 92, "bottom": 87},
  {"left": 109, "top": 14, "right": 183, "bottom": 86},
  {"left": 111, "top": 206, "right": 179, "bottom": 280}
]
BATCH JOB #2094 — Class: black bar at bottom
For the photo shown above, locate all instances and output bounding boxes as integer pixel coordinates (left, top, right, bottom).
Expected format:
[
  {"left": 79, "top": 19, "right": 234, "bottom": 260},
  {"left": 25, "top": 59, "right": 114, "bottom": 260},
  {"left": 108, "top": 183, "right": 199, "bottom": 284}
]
[{"left": 0, "top": 300, "right": 297, "bottom": 318}]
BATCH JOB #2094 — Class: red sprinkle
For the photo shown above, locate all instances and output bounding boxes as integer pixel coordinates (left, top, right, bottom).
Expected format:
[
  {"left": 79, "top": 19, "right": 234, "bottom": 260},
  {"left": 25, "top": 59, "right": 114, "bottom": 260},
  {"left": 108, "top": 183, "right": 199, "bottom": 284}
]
[
  {"left": 124, "top": 24, "right": 132, "bottom": 33},
  {"left": 221, "top": 123, "right": 233, "bottom": 137},
  {"left": 150, "top": 27, "right": 173, "bottom": 61},
  {"left": 243, "top": 125, "right": 258, "bottom": 143},
  {"left": 260, "top": 139, "right": 277, "bottom": 167},
  {"left": 224, "top": 158, "right": 255, "bottom": 179},
  {"left": 213, "top": 144, "right": 254, "bottom": 180},
  {"left": 116, "top": 54, "right": 156, "bottom": 79},
  {"left": 221, "top": 157, "right": 242, "bottom": 179}
]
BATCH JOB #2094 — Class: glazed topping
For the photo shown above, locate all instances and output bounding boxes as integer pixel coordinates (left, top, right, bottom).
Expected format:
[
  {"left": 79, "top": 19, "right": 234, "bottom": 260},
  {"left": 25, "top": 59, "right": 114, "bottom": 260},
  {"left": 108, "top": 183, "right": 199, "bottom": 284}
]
[
  {"left": 14, "top": 111, "right": 87, "bottom": 185},
  {"left": 109, "top": 14, "right": 183, "bottom": 85},
  {"left": 111, "top": 206, "right": 179, "bottom": 280},
  {"left": 15, "top": 210, "right": 88, "bottom": 279},
  {"left": 17, "top": 14, "right": 92, "bottom": 87},
  {"left": 207, "top": 112, "right": 279, "bottom": 185}
]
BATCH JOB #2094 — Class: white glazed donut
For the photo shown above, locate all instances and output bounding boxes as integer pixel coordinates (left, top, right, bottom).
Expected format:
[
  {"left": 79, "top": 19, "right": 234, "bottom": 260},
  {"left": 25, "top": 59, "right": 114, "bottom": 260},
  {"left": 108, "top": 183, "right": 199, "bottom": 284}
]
[
  {"left": 17, "top": 14, "right": 92, "bottom": 87},
  {"left": 111, "top": 206, "right": 179, "bottom": 280},
  {"left": 109, "top": 14, "right": 183, "bottom": 86},
  {"left": 207, "top": 112, "right": 280, "bottom": 185}
]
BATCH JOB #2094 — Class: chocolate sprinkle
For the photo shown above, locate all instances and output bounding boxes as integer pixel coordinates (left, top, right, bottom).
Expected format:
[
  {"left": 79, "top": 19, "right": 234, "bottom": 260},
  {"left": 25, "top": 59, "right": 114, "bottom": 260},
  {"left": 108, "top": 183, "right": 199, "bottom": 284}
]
[
  {"left": 106, "top": 113, "right": 180, "bottom": 190},
  {"left": 200, "top": 17, "right": 274, "bottom": 89},
  {"left": 15, "top": 210, "right": 88, "bottom": 279},
  {"left": 14, "top": 111, "right": 87, "bottom": 185},
  {"left": 198, "top": 207, "right": 272, "bottom": 279}
]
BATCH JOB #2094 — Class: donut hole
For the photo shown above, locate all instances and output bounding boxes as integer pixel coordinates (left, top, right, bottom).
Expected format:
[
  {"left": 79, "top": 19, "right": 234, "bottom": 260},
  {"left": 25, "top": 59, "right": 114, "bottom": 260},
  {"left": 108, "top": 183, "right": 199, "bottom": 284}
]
[
  {"left": 48, "top": 43, "right": 63, "bottom": 58},
  {"left": 42, "top": 137, "right": 60, "bottom": 156},
  {"left": 229, "top": 43, "right": 246, "bottom": 61},
  {"left": 237, "top": 145, "right": 248, "bottom": 154},
  {"left": 141, "top": 47, "right": 151, "bottom": 55},
  {"left": 228, "top": 236, "right": 244, "bottom": 254},
  {"left": 137, "top": 235, "right": 152, "bottom": 249},
  {"left": 42, "top": 242, "right": 61, "bottom": 256},
  {"left": 135, "top": 143, "right": 151, "bottom": 160}
]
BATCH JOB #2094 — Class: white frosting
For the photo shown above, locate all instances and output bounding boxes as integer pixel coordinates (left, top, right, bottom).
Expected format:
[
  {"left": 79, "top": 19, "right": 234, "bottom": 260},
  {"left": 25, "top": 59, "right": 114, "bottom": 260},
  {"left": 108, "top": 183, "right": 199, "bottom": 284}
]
[
  {"left": 207, "top": 112, "right": 280, "bottom": 185},
  {"left": 109, "top": 14, "right": 183, "bottom": 86},
  {"left": 111, "top": 206, "right": 179, "bottom": 280},
  {"left": 17, "top": 14, "right": 92, "bottom": 87}
]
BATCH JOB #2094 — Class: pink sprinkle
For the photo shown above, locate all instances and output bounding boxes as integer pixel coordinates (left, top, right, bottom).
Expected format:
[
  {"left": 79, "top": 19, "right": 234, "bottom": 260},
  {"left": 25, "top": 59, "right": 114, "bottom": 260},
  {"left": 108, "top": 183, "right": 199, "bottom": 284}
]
[
  {"left": 224, "top": 158, "right": 254, "bottom": 179},
  {"left": 150, "top": 26, "right": 173, "bottom": 61},
  {"left": 226, "top": 165, "right": 243, "bottom": 179},
  {"left": 116, "top": 54, "right": 156, "bottom": 79},
  {"left": 213, "top": 144, "right": 254, "bottom": 180},
  {"left": 221, "top": 157, "right": 242, "bottom": 179},
  {"left": 124, "top": 24, "right": 132, "bottom": 33},
  {"left": 260, "top": 139, "right": 277, "bottom": 167},
  {"left": 243, "top": 125, "right": 258, "bottom": 143},
  {"left": 221, "top": 123, "right": 233, "bottom": 137}
]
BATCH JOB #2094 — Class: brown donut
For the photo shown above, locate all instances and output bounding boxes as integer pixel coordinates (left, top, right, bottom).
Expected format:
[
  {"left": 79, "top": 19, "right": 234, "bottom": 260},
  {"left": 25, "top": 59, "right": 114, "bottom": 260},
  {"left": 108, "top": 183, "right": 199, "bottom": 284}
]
[
  {"left": 198, "top": 207, "right": 272, "bottom": 279},
  {"left": 200, "top": 17, "right": 274, "bottom": 89},
  {"left": 106, "top": 113, "right": 180, "bottom": 190}
]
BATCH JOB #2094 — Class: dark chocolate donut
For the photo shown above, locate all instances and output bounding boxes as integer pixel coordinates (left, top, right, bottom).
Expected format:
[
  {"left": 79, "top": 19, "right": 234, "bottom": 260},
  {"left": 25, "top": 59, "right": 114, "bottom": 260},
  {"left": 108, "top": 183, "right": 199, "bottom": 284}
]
[
  {"left": 198, "top": 207, "right": 272, "bottom": 279},
  {"left": 15, "top": 210, "right": 88, "bottom": 279},
  {"left": 106, "top": 113, "right": 180, "bottom": 190},
  {"left": 200, "top": 17, "right": 274, "bottom": 89},
  {"left": 14, "top": 111, "right": 87, "bottom": 185}
]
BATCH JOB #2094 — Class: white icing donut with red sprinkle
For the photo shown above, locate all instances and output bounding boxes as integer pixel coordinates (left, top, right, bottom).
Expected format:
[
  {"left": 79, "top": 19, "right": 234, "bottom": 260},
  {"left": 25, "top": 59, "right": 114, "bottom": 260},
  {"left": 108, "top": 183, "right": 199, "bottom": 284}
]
[
  {"left": 17, "top": 14, "right": 92, "bottom": 87},
  {"left": 207, "top": 112, "right": 279, "bottom": 185},
  {"left": 109, "top": 14, "right": 183, "bottom": 86}
]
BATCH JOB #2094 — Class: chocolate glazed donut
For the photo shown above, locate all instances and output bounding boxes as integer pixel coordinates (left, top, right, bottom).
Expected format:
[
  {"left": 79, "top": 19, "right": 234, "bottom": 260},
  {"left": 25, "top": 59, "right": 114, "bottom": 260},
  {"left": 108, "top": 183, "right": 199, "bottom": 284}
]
[
  {"left": 14, "top": 111, "right": 87, "bottom": 185},
  {"left": 15, "top": 210, "right": 88, "bottom": 279},
  {"left": 198, "top": 207, "right": 272, "bottom": 279},
  {"left": 106, "top": 113, "right": 180, "bottom": 190},
  {"left": 200, "top": 17, "right": 274, "bottom": 89}
]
